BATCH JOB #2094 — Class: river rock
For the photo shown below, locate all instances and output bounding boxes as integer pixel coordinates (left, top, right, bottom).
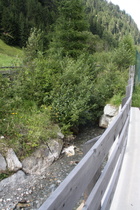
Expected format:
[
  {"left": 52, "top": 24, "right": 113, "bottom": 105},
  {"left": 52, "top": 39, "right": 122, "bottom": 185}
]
[
  {"left": 6, "top": 148, "right": 22, "bottom": 172},
  {"left": 62, "top": 145, "right": 76, "bottom": 157},
  {"left": 48, "top": 139, "right": 63, "bottom": 159},
  {"left": 0, "top": 170, "right": 38, "bottom": 210},
  {"left": 0, "top": 153, "right": 7, "bottom": 172},
  {"left": 99, "top": 104, "right": 119, "bottom": 128},
  {"left": 99, "top": 115, "right": 115, "bottom": 128},
  {"left": 22, "top": 146, "right": 54, "bottom": 175},
  {"left": 57, "top": 132, "right": 64, "bottom": 139},
  {"left": 104, "top": 104, "right": 118, "bottom": 117},
  {"left": 22, "top": 139, "right": 63, "bottom": 175},
  {"left": 0, "top": 170, "right": 26, "bottom": 191}
]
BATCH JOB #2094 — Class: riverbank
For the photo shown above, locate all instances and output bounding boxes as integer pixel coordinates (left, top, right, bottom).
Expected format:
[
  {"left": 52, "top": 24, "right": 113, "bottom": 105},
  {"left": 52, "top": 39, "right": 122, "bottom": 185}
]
[{"left": 0, "top": 126, "right": 104, "bottom": 210}]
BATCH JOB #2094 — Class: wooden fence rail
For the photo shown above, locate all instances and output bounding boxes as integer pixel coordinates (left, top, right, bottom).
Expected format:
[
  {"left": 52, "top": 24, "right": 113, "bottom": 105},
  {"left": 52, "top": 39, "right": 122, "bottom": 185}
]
[{"left": 39, "top": 66, "right": 135, "bottom": 210}]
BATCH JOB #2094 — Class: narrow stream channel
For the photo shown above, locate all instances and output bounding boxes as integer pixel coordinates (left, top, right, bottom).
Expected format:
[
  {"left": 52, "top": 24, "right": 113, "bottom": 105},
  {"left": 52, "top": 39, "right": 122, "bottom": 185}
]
[
  {"left": 1, "top": 126, "right": 104, "bottom": 210},
  {"left": 27, "top": 126, "right": 105, "bottom": 210}
]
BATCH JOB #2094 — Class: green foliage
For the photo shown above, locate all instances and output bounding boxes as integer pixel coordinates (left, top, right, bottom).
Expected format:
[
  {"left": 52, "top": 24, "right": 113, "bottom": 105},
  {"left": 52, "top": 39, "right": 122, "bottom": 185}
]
[
  {"left": 44, "top": 55, "right": 102, "bottom": 132},
  {"left": 49, "top": 0, "right": 90, "bottom": 58},
  {"left": 0, "top": 39, "right": 23, "bottom": 66},
  {"left": 0, "top": 0, "right": 140, "bottom": 48},
  {"left": 0, "top": 172, "right": 14, "bottom": 181},
  {"left": 0, "top": 75, "right": 14, "bottom": 117},
  {"left": 94, "top": 65, "right": 128, "bottom": 103},
  {"left": 0, "top": 0, "right": 138, "bottom": 156},
  {"left": 108, "top": 94, "right": 123, "bottom": 107},
  {"left": 23, "top": 28, "right": 44, "bottom": 65},
  {"left": 84, "top": 32, "right": 104, "bottom": 53},
  {"left": 93, "top": 36, "right": 136, "bottom": 72},
  {"left": 0, "top": 0, "right": 59, "bottom": 47},
  {"left": 17, "top": 28, "right": 62, "bottom": 105},
  {"left": 0, "top": 34, "right": 61, "bottom": 157},
  {"left": 113, "top": 35, "right": 136, "bottom": 69},
  {"left": 0, "top": 98, "right": 59, "bottom": 159},
  {"left": 85, "top": 0, "right": 140, "bottom": 46},
  {"left": 132, "top": 85, "right": 140, "bottom": 107},
  {"left": 92, "top": 49, "right": 129, "bottom": 106}
]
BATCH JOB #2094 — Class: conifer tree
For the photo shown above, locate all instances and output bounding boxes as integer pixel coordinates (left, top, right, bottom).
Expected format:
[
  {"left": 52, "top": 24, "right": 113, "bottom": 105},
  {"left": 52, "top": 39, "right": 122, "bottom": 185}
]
[{"left": 49, "top": 0, "right": 89, "bottom": 58}]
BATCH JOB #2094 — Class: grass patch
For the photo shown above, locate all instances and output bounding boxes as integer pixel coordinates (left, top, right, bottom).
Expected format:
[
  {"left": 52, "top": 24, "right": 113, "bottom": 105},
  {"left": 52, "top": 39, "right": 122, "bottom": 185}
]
[
  {"left": 108, "top": 94, "right": 123, "bottom": 107},
  {"left": 0, "top": 39, "right": 23, "bottom": 67},
  {"left": 0, "top": 171, "right": 14, "bottom": 181},
  {"left": 0, "top": 101, "right": 60, "bottom": 160},
  {"left": 132, "top": 84, "right": 140, "bottom": 107}
]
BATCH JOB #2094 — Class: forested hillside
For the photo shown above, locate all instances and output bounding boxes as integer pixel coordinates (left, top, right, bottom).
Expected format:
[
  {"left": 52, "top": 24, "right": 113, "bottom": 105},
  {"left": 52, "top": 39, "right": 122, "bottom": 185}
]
[
  {"left": 0, "top": 0, "right": 140, "bottom": 47},
  {"left": 85, "top": 0, "right": 140, "bottom": 46},
  {"left": 0, "top": 0, "right": 59, "bottom": 46},
  {"left": 0, "top": 0, "right": 138, "bottom": 158}
]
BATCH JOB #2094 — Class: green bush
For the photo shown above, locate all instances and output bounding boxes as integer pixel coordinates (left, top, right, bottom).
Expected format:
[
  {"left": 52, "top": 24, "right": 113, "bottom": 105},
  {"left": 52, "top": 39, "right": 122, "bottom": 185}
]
[
  {"left": 112, "top": 35, "right": 136, "bottom": 70},
  {"left": 0, "top": 39, "right": 23, "bottom": 66},
  {"left": 0, "top": 28, "right": 136, "bottom": 154},
  {"left": 108, "top": 94, "right": 123, "bottom": 106},
  {"left": 132, "top": 85, "right": 140, "bottom": 107},
  {"left": 0, "top": 101, "right": 59, "bottom": 159},
  {"left": 43, "top": 55, "right": 102, "bottom": 132}
]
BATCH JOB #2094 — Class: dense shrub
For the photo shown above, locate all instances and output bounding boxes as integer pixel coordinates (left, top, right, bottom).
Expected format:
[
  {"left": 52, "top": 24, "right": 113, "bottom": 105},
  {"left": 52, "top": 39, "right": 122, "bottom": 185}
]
[
  {"left": 44, "top": 55, "right": 105, "bottom": 132},
  {"left": 0, "top": 29, "right": 136, "bottom": 158},
  {"left": 113, "top": 35, "right": 136, "bottom": 69}
]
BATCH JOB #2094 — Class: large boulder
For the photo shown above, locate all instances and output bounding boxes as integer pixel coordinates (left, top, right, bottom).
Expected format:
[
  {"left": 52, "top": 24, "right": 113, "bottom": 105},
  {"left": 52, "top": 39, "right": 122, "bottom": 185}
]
[
  {"left": 0, "top": 170, "right": 26, "bottom": 190},
  {"left": 6, "top": 148, "right": 22, "bottom": 172},
  {"left": 99, "top": 104, "right": 119, "bottom": 128},
  {"left": 0, "top": 170, "right": 37, "bottom": 210},
  {"left": 0, "top": 153, "right": 7, "bottom": 172},
  {"left": 99, "top": 115, "right": 111, "bottom": 129},
  {"left": 22, "top": 145, "right": 54, "bottom": 175},
  {"left": 99, "top": 115, "right": 117, "bottom": 128},
  {"left": 22, "top": 139, "right": 63, "bottom": 175},
  {"left": 104, "top": 104, "right": 119, "bottom": 117},
  {"left": 48, "top": 139, "right": 63, "bottom": 159}
]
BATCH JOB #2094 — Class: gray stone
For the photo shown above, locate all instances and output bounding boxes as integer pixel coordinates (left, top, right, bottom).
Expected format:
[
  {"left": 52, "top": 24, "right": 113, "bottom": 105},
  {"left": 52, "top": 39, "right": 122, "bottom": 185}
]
[
  {"left": 57, "top": 132, "right": 64, "bottom": 139},
  {"left": 0, "top": 169, "right": 37, "bottom": 210},
  {"left": 0, "top": 170, "right": 26, "bottom": 191},
  {"left": 104, "top": 104, "right": 118, "bottom": 117},
  {"left": 99, "top": 104, "right": 119, "bottom": 128},
  {"left": 99, "top": 114, "right": 110, "bottom": 128},
  {"left": 6, "top": 148, "right": 22, "bottom": 172},
  {"left": 62, "top": 145, "right": 76, "bottom": 157},
  {"left": 48, "top": 139, "right": 63, "bottom": 159},
  {"left": 99, "top": 114, "right": 115, "bottom": 128},
  {"left": 22, "top": 146, "right": 53, "bottom": 175},
  {"left": 0, "top": 153, "right": 7, "bottom": 172},
  {"left": 22, "top": 139, "right": 63, "bottom": 175}
]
